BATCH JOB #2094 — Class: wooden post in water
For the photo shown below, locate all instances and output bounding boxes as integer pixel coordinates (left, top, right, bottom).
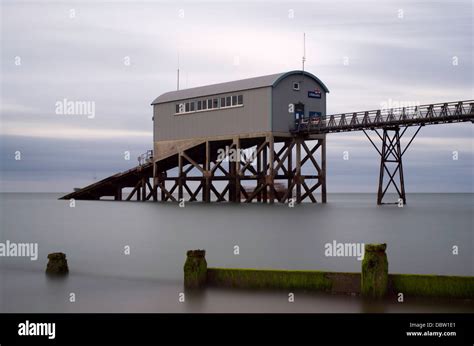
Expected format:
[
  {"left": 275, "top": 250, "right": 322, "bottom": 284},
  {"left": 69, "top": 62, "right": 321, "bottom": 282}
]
[
  {"left": 184, "top": 250, "right": 207, "bottom": 289},
  {"left": 46, "top": 252, "right": 69, "bottom": 275},
  {"left": 361, "top": 243, "right": 388, "bottom": 298}
]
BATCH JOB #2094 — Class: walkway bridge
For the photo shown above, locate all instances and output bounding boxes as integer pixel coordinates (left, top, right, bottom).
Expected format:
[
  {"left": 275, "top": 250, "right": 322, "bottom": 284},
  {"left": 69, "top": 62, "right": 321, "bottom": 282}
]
[{"left": 293, "top": 100, "right": 474, "bottom": 204}]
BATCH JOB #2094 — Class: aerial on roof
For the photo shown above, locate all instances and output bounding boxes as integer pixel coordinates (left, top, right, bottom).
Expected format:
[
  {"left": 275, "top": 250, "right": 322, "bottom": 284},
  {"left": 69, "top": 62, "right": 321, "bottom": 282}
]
[{"left": 151, "top": 70, "right": 329, "bottom": 105}]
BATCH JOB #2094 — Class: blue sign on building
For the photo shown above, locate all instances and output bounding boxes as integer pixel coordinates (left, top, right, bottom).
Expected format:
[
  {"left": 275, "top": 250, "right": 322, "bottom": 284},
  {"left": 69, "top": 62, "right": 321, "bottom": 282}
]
[{"left": 308, "top": 88, "right": 322, "bottom": 99}]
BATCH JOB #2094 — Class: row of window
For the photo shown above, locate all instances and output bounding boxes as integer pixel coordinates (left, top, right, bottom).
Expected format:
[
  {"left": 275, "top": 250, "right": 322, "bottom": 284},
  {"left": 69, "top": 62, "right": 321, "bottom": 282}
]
[{"left": 175, "top": 94, "right": 243, "bottom": 114}]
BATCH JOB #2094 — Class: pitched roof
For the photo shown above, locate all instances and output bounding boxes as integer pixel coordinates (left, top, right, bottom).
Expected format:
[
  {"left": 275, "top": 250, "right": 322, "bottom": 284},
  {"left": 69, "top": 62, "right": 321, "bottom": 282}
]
[{"left": 151, "top": 70, "right": 329, "bottom": 105}]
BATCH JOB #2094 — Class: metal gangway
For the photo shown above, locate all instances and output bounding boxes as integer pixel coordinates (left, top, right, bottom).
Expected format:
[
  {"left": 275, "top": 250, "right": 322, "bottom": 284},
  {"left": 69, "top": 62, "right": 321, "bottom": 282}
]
[
  {"left": 293, "top": 99, "right": 474, "bottom": 204},
  {"left": 293, "top": 100, "right": 474, "bottom": 134}
]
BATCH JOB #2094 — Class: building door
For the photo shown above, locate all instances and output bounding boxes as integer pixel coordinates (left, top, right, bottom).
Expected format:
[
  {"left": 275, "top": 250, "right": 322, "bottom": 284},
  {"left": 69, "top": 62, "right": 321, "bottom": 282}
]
[
  {"left": 294, "top": 102, "right": 305, "bottom": 130},
  {"left": 294, "top": 102, "right": 305, "bottom": 120}
]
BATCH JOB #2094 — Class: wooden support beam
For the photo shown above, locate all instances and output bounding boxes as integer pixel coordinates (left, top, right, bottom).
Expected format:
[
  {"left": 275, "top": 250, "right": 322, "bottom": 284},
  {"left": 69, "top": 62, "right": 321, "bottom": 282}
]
[
  {"left": 262, "top": 141, "right": 268, "bottom": 203},
  {"left": 181, "top": 151, "right": 205, "bottom": 174},
  {"left": 257, "top": 143, "right": 262, "bottom": 202},
  {"left": 301, "top": 180, "right": 319, "bottom": 202},
  {"left": 268, "top": 136, "right": 275, "bottom": 204},
  {"left": 189, "top": 182, "right": 203, "bottom": 201},
  {"left": 234, "top": 138, "right": 241, "bottom": 203},
  {"left": 126, "top": 181, "right": 140, "bottom": 201},
  {"left": 204, "top": 140, "right": 211, "bottom": 202},
  {"left": 287, "top": 140, "right": 293, "bottom": 202},
  {"left": 295, "top": 138, "right": 302, "bottom": 203},
  {"left": 152, "top": 162, "right": 158, "bottom": 202},
  {"left": 178, "top": 153, "right": 184, "bottom": 202},
  {"left": 245, "top": 182, "right": 267, "bottom": 203},
  {"left": 136, "top": 180, "right": 141, "bottom": 201},
  {"left": 115, "top": 186, "right": 122, "bottom": 201},
  {"left": 141, "top": 178, "right": 146, "bottom": 202},
  {"left": 273, "top": 141, "right": 294, "bottom": 176},
  {"left": 158, "top": 180, "right": 177, "bottom": 202},
  {"left": 145, "top": 180, "right": 153, "bottom": 201},
  {"left": 228, "top": 143, "right": 237, "bottom": 202},
  {"left": 240, "top": 141, "right": 266, "bottom": 175},
  {"left": 321, "top": 137, "right": 327, "bottom": 203}
]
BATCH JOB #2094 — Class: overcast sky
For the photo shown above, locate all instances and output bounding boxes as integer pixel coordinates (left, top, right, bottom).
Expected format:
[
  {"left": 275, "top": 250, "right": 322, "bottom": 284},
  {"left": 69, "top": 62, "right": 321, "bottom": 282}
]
[{"left": 1, "top": 0, "right": 472, "bottom": 193}]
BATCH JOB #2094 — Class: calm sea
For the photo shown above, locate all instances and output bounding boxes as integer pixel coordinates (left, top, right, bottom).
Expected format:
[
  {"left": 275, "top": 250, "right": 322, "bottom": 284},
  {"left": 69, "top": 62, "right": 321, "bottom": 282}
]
[{"left": 0, "top": 193, "right": 472, "bottom": 313}]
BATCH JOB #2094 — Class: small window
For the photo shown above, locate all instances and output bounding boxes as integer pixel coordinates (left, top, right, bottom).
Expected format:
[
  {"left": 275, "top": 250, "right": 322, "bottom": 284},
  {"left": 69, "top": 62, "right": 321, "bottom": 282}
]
[
  {"left": 185, "top": 102, "right": 190, "bottom": 112},
  {"left": 226, "top": 96, "right": 231, "bottom": 107},
  {"left": 232, "top": 95, "right": 237, "bottom": 106},
  {"left": 202, "top": 100, "right": 207, "bottom": 110},
  {"left": 197, "top": 101, "right": 202, "bottom": 111},
  {"left": 237, "top": 95, "right": 243, "bottom": 105},
  {"left": 220, "top": 97, "right": 226, "bottom": 108},
  {"left": 292, "top": 82, "right": 300, "bottom": 91},
  {"left": 207, "top": 99, "right": 212, "bottom": 109},
  {"left": 213, "top": 98, "right": 219, "bottom": 108},
  {"left": 190, "top": 102, "right": 195, "bottom": 112},
  {"left": 176, "top": 104, "right": 180, "bottom": 113}
]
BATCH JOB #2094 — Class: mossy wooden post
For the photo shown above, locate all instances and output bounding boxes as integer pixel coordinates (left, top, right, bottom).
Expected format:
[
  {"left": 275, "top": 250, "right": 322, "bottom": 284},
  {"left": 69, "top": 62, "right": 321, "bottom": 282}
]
[
  {"left": 184, "top": 250, "right": 207, "bottom": 288},
  {"left": 361, "top": 243, "right": 388, "bottom": 298},
  {"left": 46, "top": 252, "right": 69, "bottom": 275}
]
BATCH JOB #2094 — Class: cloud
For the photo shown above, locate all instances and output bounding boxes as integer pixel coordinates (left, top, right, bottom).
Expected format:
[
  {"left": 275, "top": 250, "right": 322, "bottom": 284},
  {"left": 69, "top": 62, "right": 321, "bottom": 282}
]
[{"left": 3, "top": 122, "right": 152, "bottom": 140}]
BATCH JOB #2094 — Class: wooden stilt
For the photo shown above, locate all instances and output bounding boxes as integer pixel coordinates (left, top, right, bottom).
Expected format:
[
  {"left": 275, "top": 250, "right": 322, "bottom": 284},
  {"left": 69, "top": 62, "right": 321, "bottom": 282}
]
[
  {"left": 296, "top": 138, "right": 302, "bottom": 203},
  {"left": 178, "top": 153, "right": 183, "bottom": 202},
  {"left": 321, "top": 136, "right": 327, "bottom": 203}
]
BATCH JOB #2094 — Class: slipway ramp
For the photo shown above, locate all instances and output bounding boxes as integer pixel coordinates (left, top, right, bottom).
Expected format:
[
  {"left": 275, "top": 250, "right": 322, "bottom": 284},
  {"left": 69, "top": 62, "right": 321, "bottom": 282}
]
[
  {"left": 60, "top": 161, "right": 154, "bottom": 201},
  {"left": 60, "top": 139, "right": 206, "bottom": 201}
]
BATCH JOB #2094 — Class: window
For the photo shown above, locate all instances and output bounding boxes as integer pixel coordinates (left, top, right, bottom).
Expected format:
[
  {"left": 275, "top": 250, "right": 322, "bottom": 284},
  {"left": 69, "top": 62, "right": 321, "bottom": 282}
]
[
  {"left": 175, "top": 94, "right": 243, "bottom": 115},
  {"left": 292, "top": 82, "right": 300, "bottom": 91}
]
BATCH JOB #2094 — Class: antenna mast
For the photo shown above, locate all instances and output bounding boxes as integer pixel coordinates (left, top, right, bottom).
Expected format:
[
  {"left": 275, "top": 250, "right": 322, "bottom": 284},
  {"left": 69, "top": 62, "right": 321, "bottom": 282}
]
[
  {"left": 302, "top": 33, "right": 306, "bottom": 73},
  {"left": 177, "top": 52, "right": 180, "bottom": 91}
]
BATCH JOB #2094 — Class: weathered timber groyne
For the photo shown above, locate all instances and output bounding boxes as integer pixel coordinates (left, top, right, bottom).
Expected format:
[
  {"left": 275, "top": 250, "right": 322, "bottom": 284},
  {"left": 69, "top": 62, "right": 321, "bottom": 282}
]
[{"left": 184, "top": 244, "right": 474, "bottom": 299}]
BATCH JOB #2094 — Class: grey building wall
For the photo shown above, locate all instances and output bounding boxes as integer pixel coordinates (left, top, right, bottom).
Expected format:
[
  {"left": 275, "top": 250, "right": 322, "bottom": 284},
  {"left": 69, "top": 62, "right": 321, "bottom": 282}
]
[
  {"left": 154, "top": 87, "right": 271, "bottom": 141},
  {"left": 271, "top": 74, "right": 327, "bottom": 133}
]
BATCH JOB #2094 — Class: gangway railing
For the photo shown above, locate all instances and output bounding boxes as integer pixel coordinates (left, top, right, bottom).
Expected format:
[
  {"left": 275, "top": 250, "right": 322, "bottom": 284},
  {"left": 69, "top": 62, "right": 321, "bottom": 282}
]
[{"left": 293, "top": 100, "right": 474, "bottom": 134}]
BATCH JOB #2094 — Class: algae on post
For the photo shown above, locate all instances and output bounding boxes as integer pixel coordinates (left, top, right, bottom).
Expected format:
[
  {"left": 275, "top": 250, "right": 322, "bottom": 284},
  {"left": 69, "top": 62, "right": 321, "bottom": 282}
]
[
  {"left": 184, "top": 249, "right": 207, "bottom": 288},
  {"left": 361, "top": 243, "right": 388, "bottom": 298}
]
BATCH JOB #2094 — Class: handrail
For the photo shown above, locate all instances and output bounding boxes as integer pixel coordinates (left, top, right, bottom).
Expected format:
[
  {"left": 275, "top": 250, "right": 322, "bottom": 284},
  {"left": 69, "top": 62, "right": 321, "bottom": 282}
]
[
  {"left": 293, "top": 100, "right": 474, "bottom": 134},
  {"left": 138, "top": 150, "right": 153, "bottom": 166}
]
